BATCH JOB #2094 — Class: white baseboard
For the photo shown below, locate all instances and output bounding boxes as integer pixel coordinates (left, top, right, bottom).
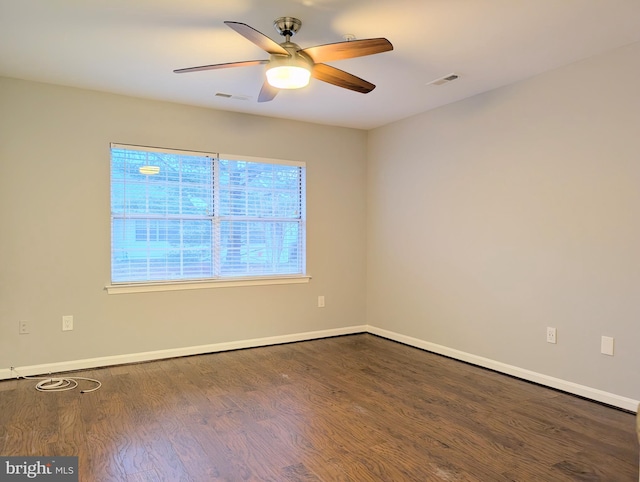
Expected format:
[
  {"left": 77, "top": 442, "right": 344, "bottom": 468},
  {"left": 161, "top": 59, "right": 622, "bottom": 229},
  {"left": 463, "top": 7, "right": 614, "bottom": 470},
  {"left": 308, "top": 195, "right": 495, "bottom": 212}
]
[
  {"left": 367, "top": 326, "right": 639, "bottom": 413},
  {"left": 0, "top": 325, "right": 367, "bottom": 381},
  {"left": 2, "top": 323, "right": 637, "bottom": 413}
]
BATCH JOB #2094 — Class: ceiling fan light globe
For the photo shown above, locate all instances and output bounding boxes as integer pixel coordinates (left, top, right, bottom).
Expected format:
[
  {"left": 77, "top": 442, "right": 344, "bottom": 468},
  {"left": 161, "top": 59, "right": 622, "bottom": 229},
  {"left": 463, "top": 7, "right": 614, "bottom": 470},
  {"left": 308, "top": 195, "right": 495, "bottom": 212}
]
[{"left": 266, "top": 65, "right": 310, "bottom": 89}]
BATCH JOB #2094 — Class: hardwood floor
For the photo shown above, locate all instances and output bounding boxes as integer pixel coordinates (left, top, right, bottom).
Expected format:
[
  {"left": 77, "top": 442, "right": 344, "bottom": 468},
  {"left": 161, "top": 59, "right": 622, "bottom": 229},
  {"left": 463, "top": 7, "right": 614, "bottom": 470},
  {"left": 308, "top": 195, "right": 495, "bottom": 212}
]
[{"left": 1, "top": 334, "right": 637, "bottom": 481}]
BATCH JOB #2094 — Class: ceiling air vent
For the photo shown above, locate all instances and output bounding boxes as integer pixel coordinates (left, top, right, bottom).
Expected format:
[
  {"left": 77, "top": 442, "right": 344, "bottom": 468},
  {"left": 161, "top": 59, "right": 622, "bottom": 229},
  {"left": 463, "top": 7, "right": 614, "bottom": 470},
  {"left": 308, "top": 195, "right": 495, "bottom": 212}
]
[
  {"left": 426, "top": 73, "right": 459, "bottom": 86},
  {"left": 215, "top": 92, "right": 250, "bottom": 101}
]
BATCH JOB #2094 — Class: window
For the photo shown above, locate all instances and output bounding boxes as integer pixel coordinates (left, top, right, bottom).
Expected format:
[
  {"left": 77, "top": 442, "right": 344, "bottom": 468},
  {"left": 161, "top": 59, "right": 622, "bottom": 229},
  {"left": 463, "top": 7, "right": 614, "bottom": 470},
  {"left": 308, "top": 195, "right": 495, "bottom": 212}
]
[
  {"left": 110, "top": 143, "right": 306, "bottom": 285},
  {"left": 135, "top": 220, "right": 168, "bottom": 242}
]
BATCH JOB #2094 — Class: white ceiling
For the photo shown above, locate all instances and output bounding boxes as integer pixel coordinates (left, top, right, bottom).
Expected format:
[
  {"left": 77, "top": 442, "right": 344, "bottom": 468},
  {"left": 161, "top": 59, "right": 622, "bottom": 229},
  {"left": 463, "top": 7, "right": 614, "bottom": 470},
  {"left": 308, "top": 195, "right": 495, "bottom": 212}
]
[{"left": 1, "top": 0, "right": 640, "bottom": 130}]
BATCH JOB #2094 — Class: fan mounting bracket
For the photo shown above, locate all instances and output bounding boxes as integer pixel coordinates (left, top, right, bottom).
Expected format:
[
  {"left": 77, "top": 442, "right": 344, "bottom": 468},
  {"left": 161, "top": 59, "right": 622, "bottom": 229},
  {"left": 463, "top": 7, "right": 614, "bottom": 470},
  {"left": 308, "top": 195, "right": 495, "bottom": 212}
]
[{"left": 274, "top": 17, "right": 302, "bottom": 40}]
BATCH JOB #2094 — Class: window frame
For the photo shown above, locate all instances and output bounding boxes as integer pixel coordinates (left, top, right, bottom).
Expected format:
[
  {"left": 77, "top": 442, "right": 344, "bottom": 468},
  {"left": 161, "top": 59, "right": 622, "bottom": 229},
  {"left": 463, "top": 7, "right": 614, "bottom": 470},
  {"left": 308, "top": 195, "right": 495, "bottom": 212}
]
[{"left": 106, "top": 143, "right": 309, "bottom": 294}]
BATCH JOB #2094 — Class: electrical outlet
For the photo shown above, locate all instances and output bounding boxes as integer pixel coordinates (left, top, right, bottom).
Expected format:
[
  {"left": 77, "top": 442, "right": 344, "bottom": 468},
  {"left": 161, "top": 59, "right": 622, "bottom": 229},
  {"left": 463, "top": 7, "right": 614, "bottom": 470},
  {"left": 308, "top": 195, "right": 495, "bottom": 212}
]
[
  {"left": 318, "top": 295, "right": 325, "bottom": 308},
  {"left": 546, "top": 327, "right": 557, "bottom": 344},
  {"left": 62, "top": 315, "right": 74, "bottom": 331},
  {"left": 601, "top": 336, "right": 614, "bottom": 356},
  {"left": 19, "top": 321, "right": 29, "bottom": 334}
]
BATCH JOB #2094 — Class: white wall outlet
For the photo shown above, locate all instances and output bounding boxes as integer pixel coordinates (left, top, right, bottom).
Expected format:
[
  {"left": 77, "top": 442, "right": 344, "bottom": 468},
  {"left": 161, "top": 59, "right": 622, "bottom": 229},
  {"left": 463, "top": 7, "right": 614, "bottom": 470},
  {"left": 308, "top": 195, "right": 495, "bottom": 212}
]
[
  {"left": 601, "top": 336, "right": 614, "bottom": 356},
  {"left": 19, "top": 321, "right": 29, "bottom": 334},
  {"left": 62, "top": 315, "right": 74, "bottom": 331},
  {"left": 546, "top": 327, "right": 557, "bottom": 344},
  {"left": 318, "top": 295, "right": 325, "bottom": 308}
]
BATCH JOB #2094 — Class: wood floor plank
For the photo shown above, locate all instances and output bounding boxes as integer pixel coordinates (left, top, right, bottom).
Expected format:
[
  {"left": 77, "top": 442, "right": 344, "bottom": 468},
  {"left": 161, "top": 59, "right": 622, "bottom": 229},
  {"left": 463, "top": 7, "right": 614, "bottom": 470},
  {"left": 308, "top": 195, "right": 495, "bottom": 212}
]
[{"left": 0, "top": 334, "right": 637, "bottom": 481}]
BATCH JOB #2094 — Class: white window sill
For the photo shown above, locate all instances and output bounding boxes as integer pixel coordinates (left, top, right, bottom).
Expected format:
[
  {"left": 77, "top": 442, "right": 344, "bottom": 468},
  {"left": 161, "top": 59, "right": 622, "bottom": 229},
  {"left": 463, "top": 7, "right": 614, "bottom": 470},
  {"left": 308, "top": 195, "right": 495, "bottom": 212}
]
[{"left": 105, "top": 276, "right": 311, "bottom": 294}]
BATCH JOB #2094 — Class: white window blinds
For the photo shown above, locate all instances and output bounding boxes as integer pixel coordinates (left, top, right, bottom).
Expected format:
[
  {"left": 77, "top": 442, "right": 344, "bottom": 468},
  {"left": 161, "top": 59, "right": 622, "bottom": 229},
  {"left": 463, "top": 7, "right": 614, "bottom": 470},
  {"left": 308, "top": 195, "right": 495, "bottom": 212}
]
[{"left": 110, "top": 144, "right": 306, "bottom": 284}]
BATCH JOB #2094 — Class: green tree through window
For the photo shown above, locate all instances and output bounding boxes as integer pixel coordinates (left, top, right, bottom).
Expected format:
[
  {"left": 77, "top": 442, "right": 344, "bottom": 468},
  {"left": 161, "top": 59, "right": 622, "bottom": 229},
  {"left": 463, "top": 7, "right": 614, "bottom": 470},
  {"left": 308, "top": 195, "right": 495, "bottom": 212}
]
[{"left": 110, "top": 144, "right": 306, "bottom": 283}]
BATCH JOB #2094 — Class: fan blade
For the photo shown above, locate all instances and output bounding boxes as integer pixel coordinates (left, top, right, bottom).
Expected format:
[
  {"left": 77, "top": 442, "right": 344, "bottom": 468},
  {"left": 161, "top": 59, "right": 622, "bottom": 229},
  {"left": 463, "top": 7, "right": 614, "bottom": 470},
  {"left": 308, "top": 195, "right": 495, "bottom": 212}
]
[
  {"left": 312, "top": 63, "right": 375, "bottom": 93},
  {"left": 224, "top": 21, "right": 289, "bottom": 56},
  {"left": 258, "top": 81, "right": 279, "bottom": 103},
  {"left": 174, "top": 60, "right": 268, "bottom": 73},
  {"left": 301, "top": 38, "right": 393, "bottom": 63}
]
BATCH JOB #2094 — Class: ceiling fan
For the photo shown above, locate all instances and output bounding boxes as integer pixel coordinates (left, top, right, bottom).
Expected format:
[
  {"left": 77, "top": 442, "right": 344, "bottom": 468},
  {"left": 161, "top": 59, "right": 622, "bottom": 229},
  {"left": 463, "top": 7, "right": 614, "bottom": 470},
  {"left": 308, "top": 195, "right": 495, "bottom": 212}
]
[{"left": 174, "top": 17, "right": 393, "bottom": 102}]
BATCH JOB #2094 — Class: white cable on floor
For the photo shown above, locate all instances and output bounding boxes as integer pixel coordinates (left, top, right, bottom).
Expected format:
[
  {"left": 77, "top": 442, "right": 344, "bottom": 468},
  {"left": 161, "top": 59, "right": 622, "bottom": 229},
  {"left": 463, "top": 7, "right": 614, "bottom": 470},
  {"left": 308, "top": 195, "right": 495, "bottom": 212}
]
[{"left": 11, "top": 367, "right": 101, "bottom": 393}]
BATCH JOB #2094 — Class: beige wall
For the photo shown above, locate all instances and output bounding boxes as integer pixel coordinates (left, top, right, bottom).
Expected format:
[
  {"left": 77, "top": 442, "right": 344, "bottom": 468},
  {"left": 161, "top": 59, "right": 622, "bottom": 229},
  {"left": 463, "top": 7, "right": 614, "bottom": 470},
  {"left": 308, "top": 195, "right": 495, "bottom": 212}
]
[
  {"left": 367, "top": 41, "right": 640, "bottom": 401},
  {"left": 0, "top": 77, "right": 367, "bottom": 368}
]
